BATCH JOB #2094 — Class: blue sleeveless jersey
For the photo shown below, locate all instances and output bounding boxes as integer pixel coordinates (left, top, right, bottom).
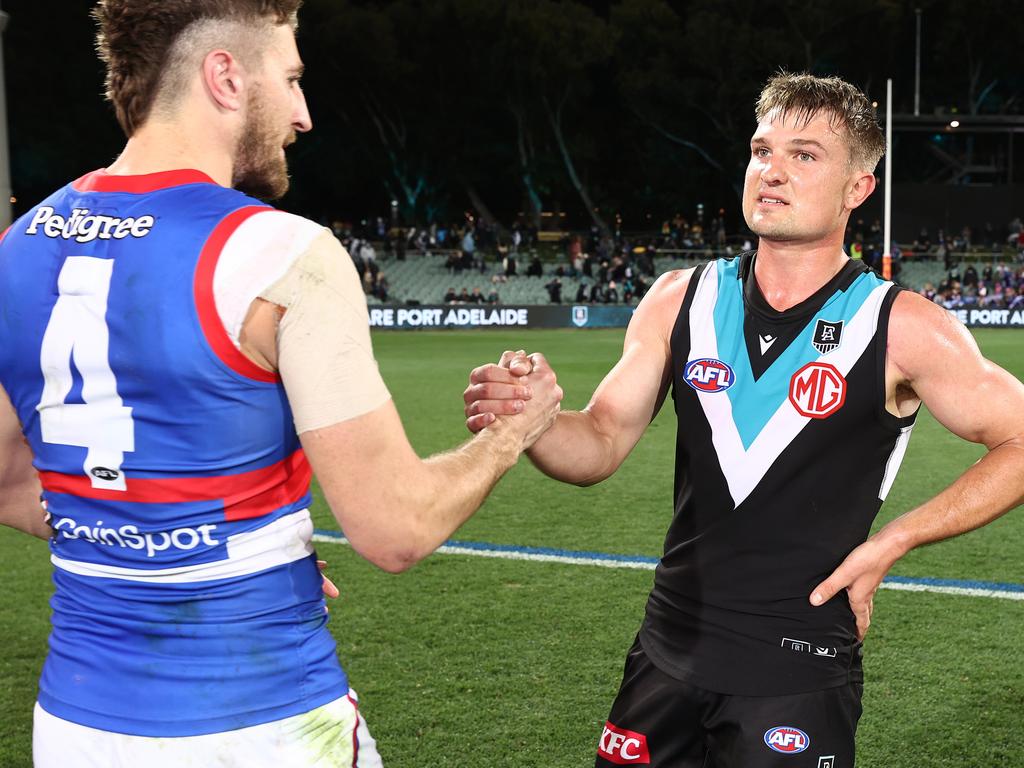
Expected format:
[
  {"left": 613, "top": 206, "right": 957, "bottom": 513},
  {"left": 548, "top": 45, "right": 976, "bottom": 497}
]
[{"left": 0, "top": 169, "right": 347, "bottom": 736}]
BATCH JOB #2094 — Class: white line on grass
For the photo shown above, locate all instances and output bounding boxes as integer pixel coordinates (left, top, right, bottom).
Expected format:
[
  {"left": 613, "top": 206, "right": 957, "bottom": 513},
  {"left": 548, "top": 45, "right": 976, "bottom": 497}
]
[{"left": 311, "top": 532, "right": 1024, "bottom": 601}]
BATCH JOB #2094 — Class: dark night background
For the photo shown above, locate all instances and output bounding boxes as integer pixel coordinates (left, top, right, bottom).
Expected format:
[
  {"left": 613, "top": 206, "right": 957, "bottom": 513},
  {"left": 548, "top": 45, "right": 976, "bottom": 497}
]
[{"left": 3, "top": 0, "right": 1023, "bottom": 237}]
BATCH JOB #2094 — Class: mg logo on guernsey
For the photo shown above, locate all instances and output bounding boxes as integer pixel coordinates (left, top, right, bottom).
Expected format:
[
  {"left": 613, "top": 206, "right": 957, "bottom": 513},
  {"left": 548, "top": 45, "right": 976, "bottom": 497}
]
[
  {"left": 764, "top": 726, "right": 810, "bottom": 754},
  {"left": 684, "top": 358, "right": 735, "bottom": 393},
  {"left": 789, "top": 362, "right": 847, "bottom": 418},
  {"left": 598, "top": 722, "right": 650, "bottom": 765}
]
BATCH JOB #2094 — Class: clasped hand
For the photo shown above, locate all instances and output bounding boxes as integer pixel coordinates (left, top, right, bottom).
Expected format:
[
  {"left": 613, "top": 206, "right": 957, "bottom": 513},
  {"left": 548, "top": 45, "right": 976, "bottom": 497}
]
[{"left": 463, "top": 349, "right": 562, "bottom": 449}]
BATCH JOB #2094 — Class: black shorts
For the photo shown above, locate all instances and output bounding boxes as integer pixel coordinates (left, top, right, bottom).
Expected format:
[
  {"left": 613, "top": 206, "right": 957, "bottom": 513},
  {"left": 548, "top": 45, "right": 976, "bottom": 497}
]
[{"left": 596, "top": 638, "right": 862, "bottom": 768}]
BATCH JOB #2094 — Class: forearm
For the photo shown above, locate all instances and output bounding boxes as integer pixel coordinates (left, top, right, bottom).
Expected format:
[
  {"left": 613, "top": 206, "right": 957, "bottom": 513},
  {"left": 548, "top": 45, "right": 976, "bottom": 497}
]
[
  {"left": 872, "top": 439, "right": 1024, "bottom": 559},
  {"left": 403, "top": 420, "right": 523, "bottom": 560},
  {"left": 307, "top": 411, "right": 524, "bottom": 573},
  {"left": 0, "top": 480, "right": 49, "bottom": 541},
  {"left": 526, "top": 409, "right": 618, "bottom": 486}
]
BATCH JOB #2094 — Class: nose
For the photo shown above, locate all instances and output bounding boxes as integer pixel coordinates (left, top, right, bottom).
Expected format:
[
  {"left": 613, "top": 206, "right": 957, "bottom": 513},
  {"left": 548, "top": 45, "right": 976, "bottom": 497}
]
[
  {"left": 293, "top": 89, "right": 312, "bottom": 133},
  {"left": 760, "top": 155, "right": 785, "bottom": 185}
]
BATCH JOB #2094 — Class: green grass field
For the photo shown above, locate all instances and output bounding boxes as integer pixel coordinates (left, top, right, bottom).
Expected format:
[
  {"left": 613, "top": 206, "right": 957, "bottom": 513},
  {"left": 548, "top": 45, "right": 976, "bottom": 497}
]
[{"left": 1, "top": 328, "right": 1022, "bottom": 766}]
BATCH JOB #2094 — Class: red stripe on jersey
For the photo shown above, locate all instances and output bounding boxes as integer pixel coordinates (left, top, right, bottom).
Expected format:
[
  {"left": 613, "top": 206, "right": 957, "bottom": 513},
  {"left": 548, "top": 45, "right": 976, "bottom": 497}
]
[
  {"left": 39, "top": 450, "right": 311, "bottom": 520},
  {"left": 0, "top": 225, "right": 10, "bottom": 246},
  {"left": 193, "top": 205, "right": 279, "bottom": 383},
  {"left": 71, "top": 169, "right": 217, "bottom": 193}
]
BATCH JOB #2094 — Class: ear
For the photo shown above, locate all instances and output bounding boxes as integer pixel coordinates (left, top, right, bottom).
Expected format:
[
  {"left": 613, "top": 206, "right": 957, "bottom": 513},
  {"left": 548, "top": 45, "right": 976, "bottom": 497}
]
[
  {"left": 202, "top": 50, "right": 245, "bottom": 112},
  {"left": 845, "top": 171, "right": 877, "bottom": 211}
]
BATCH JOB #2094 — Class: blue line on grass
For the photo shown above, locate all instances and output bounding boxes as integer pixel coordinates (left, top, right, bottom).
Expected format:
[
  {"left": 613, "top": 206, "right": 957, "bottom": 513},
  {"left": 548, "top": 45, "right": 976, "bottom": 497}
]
[
  {"left": 882, "top": 574, "right": 1024, "bottom": 593},
  {"left": 312, "top": 528, "right": 1024, "bottom": 593}
]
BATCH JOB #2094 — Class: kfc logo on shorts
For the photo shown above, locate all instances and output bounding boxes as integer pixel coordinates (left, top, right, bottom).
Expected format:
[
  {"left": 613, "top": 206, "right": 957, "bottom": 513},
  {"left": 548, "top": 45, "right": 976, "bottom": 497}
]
[
  {"left": 598, "top": 722, "right": 650, "bottom": 764},
  {"left": 684, "top": 358, "right": 735, "bottom": 393},
  {"left": 789, "top": 362, "right": 846, "bottom": 418},
  {"left": 764, "top": 726, "right": 810, "bottom": 754}
]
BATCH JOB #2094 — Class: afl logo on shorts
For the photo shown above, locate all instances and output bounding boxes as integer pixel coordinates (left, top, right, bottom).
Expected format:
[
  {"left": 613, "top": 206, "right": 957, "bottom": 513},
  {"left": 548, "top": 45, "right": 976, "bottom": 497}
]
[
  {"left": 789, "top": 362, "right": 846, "bottom": 418},
  {"left": 764, "top": 726, "right": 810, "bottom": 754},
  {"left": 684, "top": 358, "right": 735, "bottom": 393}
]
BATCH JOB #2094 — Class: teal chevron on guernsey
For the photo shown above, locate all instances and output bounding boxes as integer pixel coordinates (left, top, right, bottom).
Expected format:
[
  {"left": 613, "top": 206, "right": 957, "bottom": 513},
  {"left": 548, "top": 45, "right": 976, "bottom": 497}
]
[{"left": 310, "top": 530, "right": 1024, "bottom": 601}]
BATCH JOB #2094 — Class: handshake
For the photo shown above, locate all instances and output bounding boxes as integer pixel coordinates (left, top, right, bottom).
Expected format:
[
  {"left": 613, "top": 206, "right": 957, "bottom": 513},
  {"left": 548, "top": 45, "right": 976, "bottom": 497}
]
[{"left": 462, "top": 350, "right": 563, "bottom": 452}]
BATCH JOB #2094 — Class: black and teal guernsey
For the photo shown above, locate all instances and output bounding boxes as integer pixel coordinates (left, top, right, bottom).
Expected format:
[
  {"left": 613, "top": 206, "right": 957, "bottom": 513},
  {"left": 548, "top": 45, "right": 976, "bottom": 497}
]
[{"left": 639, "top": 252, "right": 918, "bottom": 696}]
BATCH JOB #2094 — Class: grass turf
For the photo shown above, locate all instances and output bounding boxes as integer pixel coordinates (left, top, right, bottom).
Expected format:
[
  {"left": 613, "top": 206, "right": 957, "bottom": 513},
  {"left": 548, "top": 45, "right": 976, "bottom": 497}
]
[{"left": 0, "top": 327, "right": 1021, "bottom": 766}]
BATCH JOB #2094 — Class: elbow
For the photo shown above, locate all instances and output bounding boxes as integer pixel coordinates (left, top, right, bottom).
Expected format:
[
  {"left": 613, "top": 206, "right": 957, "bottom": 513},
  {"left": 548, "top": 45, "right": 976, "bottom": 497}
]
[
  {"left": 353, "top": 537, "right": 427, "bottom": 574},
  {"left": 372, "top": 548, "right": 421, "bottom": 574}
]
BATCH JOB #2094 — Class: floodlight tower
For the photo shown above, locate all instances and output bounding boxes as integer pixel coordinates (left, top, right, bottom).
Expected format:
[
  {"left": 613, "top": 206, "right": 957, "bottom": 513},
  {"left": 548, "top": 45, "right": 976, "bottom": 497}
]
[
  {"left": 882, "top": 79, "right": 893, "bottom": 280},
  {"left": 0, "top": 1, "right": 10, "bottom": 229}
]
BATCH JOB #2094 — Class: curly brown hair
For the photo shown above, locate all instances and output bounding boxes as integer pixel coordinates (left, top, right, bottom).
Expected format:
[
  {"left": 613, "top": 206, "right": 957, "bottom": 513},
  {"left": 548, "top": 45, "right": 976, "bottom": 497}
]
[
  {"left": 93, "top": 0, "right": 303, "bottom": 136},
  {"left": 755, "top": 72, "right": 885, "bottom": 173}
]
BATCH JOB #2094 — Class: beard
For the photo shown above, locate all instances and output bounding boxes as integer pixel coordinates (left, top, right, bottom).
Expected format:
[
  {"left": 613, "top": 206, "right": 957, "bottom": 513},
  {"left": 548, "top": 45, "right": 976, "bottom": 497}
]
[{"left": 233, "top": 91, "right": 293, "bottom": 201}]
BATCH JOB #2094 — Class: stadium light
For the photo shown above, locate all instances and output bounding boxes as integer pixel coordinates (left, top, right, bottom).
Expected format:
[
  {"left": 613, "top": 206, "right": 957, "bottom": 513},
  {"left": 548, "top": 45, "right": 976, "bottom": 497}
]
[
  {"left": 949, "top": 120, "right": 960, "bottom": 128},
  {"left": 0, "top": 2, "right": 12, "bottom": 228}
]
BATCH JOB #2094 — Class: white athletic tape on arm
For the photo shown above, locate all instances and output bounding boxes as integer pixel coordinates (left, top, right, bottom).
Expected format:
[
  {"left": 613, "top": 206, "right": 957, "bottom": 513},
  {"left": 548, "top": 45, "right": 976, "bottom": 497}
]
[{"left": 261, "top": 231, "right": 391, "bottom": 433}]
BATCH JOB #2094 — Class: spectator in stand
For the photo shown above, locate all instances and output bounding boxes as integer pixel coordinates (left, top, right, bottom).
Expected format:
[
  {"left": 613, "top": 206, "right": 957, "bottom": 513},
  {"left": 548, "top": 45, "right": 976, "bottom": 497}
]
[
  {"left": 605, "top": 280, "right": 619, "bottom": 304},
  {"left": 576, "top": 283, "right": 589, "bottom": 303},
  {"left": 545, "top": 278, "right": 563, "bottom": 304},
  {"left": 503, "top": 250, "right": 518, "bottom": 277},
  {"left": 1009, "top": 289, "right": 1024, "bottom": 311},
  {"left": 443, "top": 287, "right": 457, "bottom": 304},
  {"left": 457, "top": 288, "right": 471, "bottom": 303},
  {"left": 486, "top": 288, "right": 500, "bottom": 305},
  {"left": 582, "top": 252, "right": 594, "bottom": 278},
  {"left": 395, "top": 228, "right": 407, "bottom": 261},
  {"left": 527, "top": 255, "right": 544, "bottom": 278},
  {"left": 470, "top": 288, "right": 484, "bottom": 304},
  {"left": 623, "top": 278, "right": 636, "bottom": 304},
  {"left": 461, "top": 227, "right": 476, "bottom": 272},
  {"left": 963, "top": 264, "right": 979, "bottom": 288},
  {"left": 375, "top": 272, "right": 390, "bottom": 303}
]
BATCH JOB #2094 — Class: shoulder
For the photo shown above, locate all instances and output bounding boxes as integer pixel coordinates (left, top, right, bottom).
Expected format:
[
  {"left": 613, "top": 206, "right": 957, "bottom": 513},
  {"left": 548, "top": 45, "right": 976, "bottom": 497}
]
[
  {"left": 627, "top": 266, "right": 698, "bottom": 340},
  {"left": 887, "top": 289, "right": 980, "bottom": 383},
  {"left": 222, "top": 209, "right": 328, "bottom": 255}
]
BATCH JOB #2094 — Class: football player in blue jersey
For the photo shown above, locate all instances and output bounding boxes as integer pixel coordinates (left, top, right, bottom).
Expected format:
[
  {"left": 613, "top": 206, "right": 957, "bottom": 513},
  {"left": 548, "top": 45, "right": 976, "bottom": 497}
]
[
  {"left": 0, "top": 1, "right": 560, "bottom": 765},
  {"left": 465, "top": 73, "right": 1024, "bottom": 767}
]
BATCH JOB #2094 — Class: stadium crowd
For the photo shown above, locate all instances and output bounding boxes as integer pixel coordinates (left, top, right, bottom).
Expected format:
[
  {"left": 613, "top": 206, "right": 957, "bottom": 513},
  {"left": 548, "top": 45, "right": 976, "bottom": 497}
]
[
  {"left": 921, "top": 262, "right": 1024, "bottom": 311},
  {"left": 328, "top": 209, "right": 1024, "bottom": 308}
]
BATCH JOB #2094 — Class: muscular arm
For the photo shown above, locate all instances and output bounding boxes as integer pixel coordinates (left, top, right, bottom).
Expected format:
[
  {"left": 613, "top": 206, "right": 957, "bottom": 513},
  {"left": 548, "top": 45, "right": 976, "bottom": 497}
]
[
  {"left": 466, "top": 269, "right": 692, "bottom": 486},
  {"left": 874, "top": 293, "right": 1024, "bottom": 550},
  {"left": 812, "top": 291, "right": 1024, "bottom": 636},
  {"left": 0, "top": 385, "right": 49, "bottom": 540},
  {"left": 301, "top": 404, "right": 530, "bottom": 573},
  {"left": 241, "top": 231, "right": 560, "bottom": 573}
]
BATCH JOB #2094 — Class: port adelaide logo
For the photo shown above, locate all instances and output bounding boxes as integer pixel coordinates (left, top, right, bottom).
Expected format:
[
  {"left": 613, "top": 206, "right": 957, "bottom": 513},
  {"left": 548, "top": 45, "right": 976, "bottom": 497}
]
[
  {"left": 812, "top": 319, "right": 844, "bottom": 355},
  {"left": 764, "top": 726, "right": 810, "bottom": 754},
  {"left": 684, "top": 357, "right": 735, "bottom": 393}
]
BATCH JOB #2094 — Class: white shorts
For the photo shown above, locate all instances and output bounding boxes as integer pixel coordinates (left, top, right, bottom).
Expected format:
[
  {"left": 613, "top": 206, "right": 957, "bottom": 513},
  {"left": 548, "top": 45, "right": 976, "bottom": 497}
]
[{"left": 33, "top": 691, "right": 383, "bottom": 768}]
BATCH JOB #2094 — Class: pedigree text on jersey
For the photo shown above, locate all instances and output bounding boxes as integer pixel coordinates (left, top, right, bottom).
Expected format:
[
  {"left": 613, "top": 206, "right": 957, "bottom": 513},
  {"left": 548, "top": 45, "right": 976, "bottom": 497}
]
[{"left": 25, "top": 206, "right": 155, "bottom": 243}]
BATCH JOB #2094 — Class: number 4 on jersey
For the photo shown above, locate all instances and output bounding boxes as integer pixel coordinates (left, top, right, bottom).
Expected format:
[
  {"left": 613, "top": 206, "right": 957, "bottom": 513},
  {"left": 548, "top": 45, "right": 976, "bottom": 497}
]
[{"left": 37, "top": 256, "right": 134, "bottom": 490}]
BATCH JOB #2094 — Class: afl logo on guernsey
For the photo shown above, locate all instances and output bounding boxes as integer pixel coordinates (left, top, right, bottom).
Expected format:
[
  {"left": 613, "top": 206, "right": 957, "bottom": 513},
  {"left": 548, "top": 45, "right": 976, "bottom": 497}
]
[
  {"left": 789, "top": 362, "right": 846, "bottom": 418},
  {"left": 684, "top": 358, "right": 735, "bottom": 393},
  {"left": 764, "top": 726, "right": 810, "bottom": 754}
]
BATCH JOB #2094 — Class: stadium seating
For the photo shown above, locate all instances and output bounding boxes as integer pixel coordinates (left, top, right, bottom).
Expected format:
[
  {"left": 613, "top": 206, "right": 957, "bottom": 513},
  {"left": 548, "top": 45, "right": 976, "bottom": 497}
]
[{"left": 361, "top": 251, "right": 1001, "bottom": 306}]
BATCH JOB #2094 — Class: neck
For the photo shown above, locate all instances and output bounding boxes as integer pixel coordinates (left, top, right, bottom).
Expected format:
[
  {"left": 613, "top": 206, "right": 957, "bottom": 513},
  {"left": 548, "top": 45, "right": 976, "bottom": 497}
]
[
  {"left": 105, "top": 118, "right": 234, "bottom": 188},
  {"left": 753, "top": 235, "right": 849, "bottom": 312}
]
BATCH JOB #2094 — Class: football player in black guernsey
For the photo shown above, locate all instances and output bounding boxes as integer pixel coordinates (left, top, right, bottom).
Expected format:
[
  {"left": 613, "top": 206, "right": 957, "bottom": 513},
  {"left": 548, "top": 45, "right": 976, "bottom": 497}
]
[{"left": 463, "top": 72, "right": 1024, "bottom": 768}]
